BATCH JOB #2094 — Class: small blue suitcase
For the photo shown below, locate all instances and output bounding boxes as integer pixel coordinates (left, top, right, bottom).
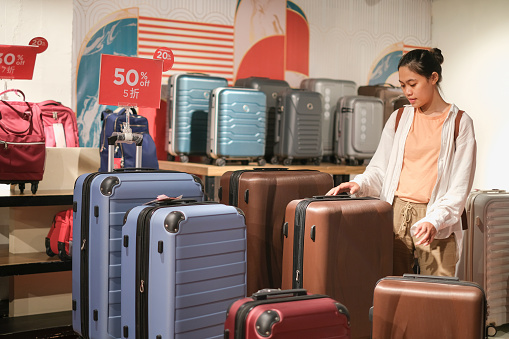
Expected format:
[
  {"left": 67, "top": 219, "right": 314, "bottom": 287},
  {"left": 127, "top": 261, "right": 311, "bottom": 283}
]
[
  {"left": 72, "top": 170, "right": 204, "bottom": 339},
  {"left": 121, "top": 198, "right": 247, "bottom": 339},
  {"left": 168, "top": 73, "right": 228, "bottom": 162},
  {"left": 207, "top": 87, "right": 267, "bottom": 166}
]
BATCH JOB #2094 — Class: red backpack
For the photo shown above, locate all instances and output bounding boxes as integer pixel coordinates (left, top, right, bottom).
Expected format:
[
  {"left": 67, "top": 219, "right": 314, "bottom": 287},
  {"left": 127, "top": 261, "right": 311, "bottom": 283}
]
[
  {"left": 45, "top": 208, "right": 73, "bottom": 261},
  {"left": 39, "top": 100, "right": 79, "bottom": 147}
]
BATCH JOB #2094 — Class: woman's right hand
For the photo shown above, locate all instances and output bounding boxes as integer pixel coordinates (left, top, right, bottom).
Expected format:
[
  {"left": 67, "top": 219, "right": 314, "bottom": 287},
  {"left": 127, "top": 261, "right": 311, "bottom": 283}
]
[{"left": 326, "top": 182, "right": 360, "bottom": 196}]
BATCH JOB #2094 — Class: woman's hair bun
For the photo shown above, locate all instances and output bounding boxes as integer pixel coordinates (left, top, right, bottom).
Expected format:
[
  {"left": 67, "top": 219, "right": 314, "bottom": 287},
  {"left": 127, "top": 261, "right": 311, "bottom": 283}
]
[{"left": 430, "top": 48, "right": 444, "bottom": 65}]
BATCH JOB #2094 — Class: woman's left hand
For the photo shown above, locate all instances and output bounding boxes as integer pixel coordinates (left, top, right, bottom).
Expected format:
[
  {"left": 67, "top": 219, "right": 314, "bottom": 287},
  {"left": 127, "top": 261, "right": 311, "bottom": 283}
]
[{"left": 413, "top": 222, "right": 437, "bottom": 246}]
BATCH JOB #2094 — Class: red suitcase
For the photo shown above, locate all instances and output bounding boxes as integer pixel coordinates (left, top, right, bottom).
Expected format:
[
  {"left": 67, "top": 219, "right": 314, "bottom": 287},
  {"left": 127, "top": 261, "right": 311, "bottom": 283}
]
[
  {"left": 281, "top": 195, "right": 393, "bottom": 339},
  {"left": 219, "top": 168, "right": 333, "bottom": 296},
  {"left": 224, "top": 289, "right": 351, "bottom": 339},
  {"left": 371, "top": 275, "right": 487, "bottom": 339},
  {"left": 45, "top": 208, "right": 73, "bottom": 261}
]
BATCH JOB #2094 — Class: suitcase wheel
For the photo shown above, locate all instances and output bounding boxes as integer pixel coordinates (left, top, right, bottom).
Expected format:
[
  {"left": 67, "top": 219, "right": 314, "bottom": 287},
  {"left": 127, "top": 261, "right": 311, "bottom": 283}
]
[
  {"left": 270, "top": 156, "right": 279, "bottom": 165},
  {"left": 313, "top": 158, "right": 321, "bottom": 166},
  {"left": 283, "top": 158, "right": 292, "bottom": 166},
  {"left": 18, "top": 183, "right": 25, "bottom": 194},
  {"left": 179, "top": 155, "right": 189, "bottom": 163},
  {"left": 257, "top": 158, "right": 266, "bottom": 166},
  {"left": 31, "top": 182, "right": 38, "bottom": 194},
  {"left": 214, "top": 158, "right": 226, "bottom": 166}
]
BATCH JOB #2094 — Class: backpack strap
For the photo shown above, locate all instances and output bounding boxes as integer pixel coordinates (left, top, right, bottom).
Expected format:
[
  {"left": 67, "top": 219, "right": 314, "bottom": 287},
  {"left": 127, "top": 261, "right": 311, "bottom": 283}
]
[{"left": 394, "top": 107, "right": 405, "bottom": 132}]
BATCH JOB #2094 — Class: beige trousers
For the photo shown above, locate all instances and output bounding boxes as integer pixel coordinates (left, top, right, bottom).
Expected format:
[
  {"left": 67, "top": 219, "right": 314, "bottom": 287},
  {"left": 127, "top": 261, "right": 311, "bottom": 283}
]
[{"left": 393, "top": 197, "right": 457, "bottom": 276}]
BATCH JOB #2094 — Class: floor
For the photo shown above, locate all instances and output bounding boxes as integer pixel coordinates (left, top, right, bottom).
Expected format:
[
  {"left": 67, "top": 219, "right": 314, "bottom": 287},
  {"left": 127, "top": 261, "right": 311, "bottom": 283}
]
[{"left": 494, "top": 323, "right": 509, "bottom": 338}]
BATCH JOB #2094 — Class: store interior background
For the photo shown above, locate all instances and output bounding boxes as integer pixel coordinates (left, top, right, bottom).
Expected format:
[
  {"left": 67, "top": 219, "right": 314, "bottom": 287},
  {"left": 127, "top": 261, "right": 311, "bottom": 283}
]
[{"left": 0, "top": 0, "right": 508, "bottom": 315}]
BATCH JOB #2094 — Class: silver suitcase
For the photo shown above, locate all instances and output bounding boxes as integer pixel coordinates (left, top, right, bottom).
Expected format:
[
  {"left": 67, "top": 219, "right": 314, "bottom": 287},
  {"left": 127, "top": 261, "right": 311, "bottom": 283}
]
[
  {"left": 300, "top": 78, "right": 357, "bottom": 158},
  {"left": 459, "top": 189, "right": 509, "bottom": 327},
  {"left": 334, "top": 95, "right": 384, "bottom": 165}
]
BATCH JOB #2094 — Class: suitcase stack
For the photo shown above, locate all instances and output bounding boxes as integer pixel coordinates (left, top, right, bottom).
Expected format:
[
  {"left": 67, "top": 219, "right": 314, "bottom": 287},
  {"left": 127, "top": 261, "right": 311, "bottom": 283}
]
[
  {"left": 357, "top": 83, "right": 409, "bottom": 125},
  {"left": 371, "top": 275, "right": 486, "bottom": 339},
  {"left": 224, "top": 289, "right": 351, "bottom": 339},
  {"left": 168, "top": 73, "right": 228, "bottom": 162},
  {"left": 300, "top": 78, "right": 357, "bottom": 161},
  {"left": 207, "top": 87, "right": 267, "bottom": 166},
  {"left": 121, "top": 198, "right": 247, "bottom": 339},
  {"left": 272, "top": 88, "right": 323, "bottom": 166},
  {"left": 281, "top": 195, "right": 393, "bottom": 339},
  {"left": 234, "top": 77, "right": 290, "bottom": 162},
  {"left": 72, "top": 134, "right": 205, "bottom": 339},
  {"left": 335, "top": 95, "right": 384, "bottom": 165},
  {"left": 218, "top": 168, "right": 333, "bottom": 296},
  {"left": 459, "top": 189, "right": 509, "bottom": 328}
]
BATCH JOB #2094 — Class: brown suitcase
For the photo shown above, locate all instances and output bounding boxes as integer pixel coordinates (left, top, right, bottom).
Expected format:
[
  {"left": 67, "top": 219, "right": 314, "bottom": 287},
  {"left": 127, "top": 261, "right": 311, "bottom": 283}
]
[
  {"left": 357, "top": 84, "right": 409, "bottom": 124},
  {"left": 371, "top": 275, "right": 487, "bottom": 339},
  {"left": 218, "top": 168, "right": 333, "bottom": 296},
  {"left": 281, "top": 195, "right": 393, "bottom": 339}
]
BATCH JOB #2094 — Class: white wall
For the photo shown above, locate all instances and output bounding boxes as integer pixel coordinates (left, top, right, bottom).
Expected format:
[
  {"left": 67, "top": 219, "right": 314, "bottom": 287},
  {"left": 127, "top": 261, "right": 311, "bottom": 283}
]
[
  {"left": 432, "top": 0, "right": 509, "bottom": 190},
  {"left": 0, "top": 0, "right": 73, "bottom": 106}
]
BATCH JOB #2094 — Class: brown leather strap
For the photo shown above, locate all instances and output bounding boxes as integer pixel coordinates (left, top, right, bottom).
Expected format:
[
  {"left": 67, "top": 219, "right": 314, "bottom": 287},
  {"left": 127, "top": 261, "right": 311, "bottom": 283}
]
[{"left": 394, "top": 107, "right": 405, "bottom": 132}]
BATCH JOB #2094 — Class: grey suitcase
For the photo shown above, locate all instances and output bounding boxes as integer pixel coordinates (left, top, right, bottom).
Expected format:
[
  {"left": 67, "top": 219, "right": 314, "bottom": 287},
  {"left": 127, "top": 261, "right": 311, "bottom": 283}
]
[
  {"left": 207, "top": 87, "right": 267, "bottom": 166},
  {"left": 168, "top": 73, "right": 228, "bottom": 162},
  {"left": 357, "top": 84, "right": 409, "bottom": 125},
  {"left": 272, "top": 88, "right": 323, "bottom": 166},
  {"left": 234, "top": 77, "right": 290, "bottom": 161},
  {"left": 121, "top": 198, "right": 247, "bottom": 339},
  {"left": 334, "top": 95, "right": 384, "bottom": 165},
  {"left": 300, "top": 78, "right": 357, "bottom": 158},
  {"left": 458, "top": 189, "right": 509, "bottom": 327}
]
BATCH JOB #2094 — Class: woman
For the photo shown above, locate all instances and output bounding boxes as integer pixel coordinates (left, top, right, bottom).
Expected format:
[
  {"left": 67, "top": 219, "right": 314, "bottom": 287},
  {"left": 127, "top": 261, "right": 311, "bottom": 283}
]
[{"left": 327, "top": 48, "right": 476, "bottom": 276}]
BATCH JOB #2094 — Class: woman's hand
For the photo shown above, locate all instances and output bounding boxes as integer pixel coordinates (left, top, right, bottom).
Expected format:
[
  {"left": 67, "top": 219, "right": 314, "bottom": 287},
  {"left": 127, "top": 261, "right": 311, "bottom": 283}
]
[
  {"left": 413, "top": 222, "right": 437, "bottom": 246},
  {"left": 326, "top": 182, "right": 360, "bottom": 195}
]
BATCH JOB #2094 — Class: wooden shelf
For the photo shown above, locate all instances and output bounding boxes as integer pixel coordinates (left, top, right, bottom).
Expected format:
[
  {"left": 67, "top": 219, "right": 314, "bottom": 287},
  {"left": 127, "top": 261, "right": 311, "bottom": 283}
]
[
  {"left": 158, "top": 160, "right": 367, "bottom": 177},
  {"left": 0, "top": 190, "right": 74, "bottom": 207},
  {"left": 0, "top": 311, "right": 78, "bottom": 338},
  {"left": 0, "top": 246, "right": 71, "bottom": 277}
]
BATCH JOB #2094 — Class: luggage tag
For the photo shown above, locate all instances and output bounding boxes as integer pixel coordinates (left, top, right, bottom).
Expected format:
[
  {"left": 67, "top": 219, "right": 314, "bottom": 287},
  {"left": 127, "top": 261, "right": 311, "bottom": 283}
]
[
  {"left": 144, "top": 194, "right": 183, "bottom": 205},
  {"left": 52, "top": 122, "right": 67, "bottom": 147}
]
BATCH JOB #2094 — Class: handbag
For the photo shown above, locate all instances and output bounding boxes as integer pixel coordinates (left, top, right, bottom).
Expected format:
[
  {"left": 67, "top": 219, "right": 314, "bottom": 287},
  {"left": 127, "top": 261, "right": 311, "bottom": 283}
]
[{"left": 0, "top": 89, "right": 46, "bottom": 194}]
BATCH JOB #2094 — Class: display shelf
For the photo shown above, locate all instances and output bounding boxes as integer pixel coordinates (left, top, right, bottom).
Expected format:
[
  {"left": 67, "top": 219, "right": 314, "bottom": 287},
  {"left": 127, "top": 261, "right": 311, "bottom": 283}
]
[
  {"left": 0, "top": 245, "right": 71, "bottom": 277},
  {"left": 0, "top": 189, "right": 74, "bottom": 207},
  {"left": 0, "top": 311, "right": 78, "bottom": 338}
]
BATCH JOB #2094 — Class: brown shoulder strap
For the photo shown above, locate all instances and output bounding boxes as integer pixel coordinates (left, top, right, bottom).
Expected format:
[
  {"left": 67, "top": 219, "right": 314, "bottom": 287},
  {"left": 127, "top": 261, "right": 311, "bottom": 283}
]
[
  {"left": 454, "top": 110, "right": 464, "bottom": 142},
  {"left": 394, "top": 107, "right": 405, "bottom": 132}
]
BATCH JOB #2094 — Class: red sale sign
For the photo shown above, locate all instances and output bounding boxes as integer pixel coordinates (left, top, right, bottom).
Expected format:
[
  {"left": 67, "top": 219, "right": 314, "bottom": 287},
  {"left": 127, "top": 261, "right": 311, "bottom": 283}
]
[
  {"left": 0, "top": 45, "right": 38, "bottom": 80},
  {"left": 98, "top": 54, "right": 163, "bottom": 108}
]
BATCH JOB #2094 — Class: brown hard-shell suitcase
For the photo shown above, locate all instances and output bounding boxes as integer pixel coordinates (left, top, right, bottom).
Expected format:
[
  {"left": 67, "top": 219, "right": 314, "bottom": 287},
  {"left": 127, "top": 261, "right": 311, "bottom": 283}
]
[
  {"left": 218, "top": 168, "right": 333, "bottom": 296},
  {"left": 224, "top": 289, "right": 351, "bottom": 339},
  {"left": 371, "top": 275, "right": 487, "bottom": 339},
  {"left": 281, "top": 195, "right": 393, "bottom": 339},
  {"left": 358, "top": 84, "right": 409, "bottom": 124}
]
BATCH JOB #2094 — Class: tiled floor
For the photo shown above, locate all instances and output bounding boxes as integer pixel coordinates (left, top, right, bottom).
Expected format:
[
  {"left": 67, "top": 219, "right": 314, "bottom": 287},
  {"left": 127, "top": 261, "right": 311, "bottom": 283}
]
[{"left": 494, "top": 324, "right": 509, "bottom": 338}]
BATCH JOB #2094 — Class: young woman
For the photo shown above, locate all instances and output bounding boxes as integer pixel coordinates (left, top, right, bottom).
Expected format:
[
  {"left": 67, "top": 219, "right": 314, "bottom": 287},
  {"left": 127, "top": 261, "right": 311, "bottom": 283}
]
[{"left": 327, "top": 48, "right": 476, "bottom": 276}]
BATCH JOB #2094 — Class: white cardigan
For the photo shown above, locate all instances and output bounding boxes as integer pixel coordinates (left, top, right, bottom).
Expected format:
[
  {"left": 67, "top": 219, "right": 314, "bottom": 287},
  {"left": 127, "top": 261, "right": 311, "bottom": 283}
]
[{"left": 351, "top": 104, "right": 476, "bottom": 243}]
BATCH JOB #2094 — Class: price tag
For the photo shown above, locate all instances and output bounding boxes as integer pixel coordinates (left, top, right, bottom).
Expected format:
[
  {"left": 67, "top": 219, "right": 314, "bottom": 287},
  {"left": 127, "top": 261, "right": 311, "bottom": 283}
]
[
  {"left": 153, "top": 47, "right": 174, "bottom": 72},
  {"left": 0, "top": 45, "right": 38, "bottom": 80},
  {"left": 98, "top": 54, "right": 163, "bottom": 108},
  {"left": 29, "top": 37, "right": 49, "bottom": 53}
]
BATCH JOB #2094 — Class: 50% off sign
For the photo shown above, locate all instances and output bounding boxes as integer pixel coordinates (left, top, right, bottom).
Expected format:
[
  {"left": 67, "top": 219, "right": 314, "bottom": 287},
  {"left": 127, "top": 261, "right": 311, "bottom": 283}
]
[{"left": 98, "top": 54, "right": 164, "bottom": 108}]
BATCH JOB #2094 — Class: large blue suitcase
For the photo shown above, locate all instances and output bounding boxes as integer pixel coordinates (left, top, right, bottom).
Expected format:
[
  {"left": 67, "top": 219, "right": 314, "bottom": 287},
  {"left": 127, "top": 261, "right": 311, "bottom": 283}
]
[
  {"left": 168, "top": 73, "right": 228, "bottom": 162},
  {"left": 72, "top": 171, "right": 204, "bottom": 339},
  {"left": 121, "top": 198, "right": 247, "bottom": 339},
  {"left": 207, "top": 87, "right": 267, "bottom": 166}
]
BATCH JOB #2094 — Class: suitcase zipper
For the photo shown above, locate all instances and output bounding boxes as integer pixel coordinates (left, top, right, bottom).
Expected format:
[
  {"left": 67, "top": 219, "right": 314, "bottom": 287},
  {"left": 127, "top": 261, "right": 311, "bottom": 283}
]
[
  {"left": 0, "top": 140, "right": 45, "bottom": 148},
  {"left": 292, "top": 199, "right": 314, "bottom": 289},
  {"left": 229, "top": 170, "right": 248, "bottom": 205}
]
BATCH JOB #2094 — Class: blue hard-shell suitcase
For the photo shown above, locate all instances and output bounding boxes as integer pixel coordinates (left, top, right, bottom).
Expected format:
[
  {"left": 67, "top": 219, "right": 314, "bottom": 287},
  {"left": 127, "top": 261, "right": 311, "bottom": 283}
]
[
  {"left": 72, "top": 170, "right": 204, "bottom": 339},
  {"left": 168, "top": 73, "right": 228, "bottom": 162},
  {"left": 207, "top": 87, "right": 267, "bottom": 166},
  {"left": 121, "top": 199, "right": 247, "bottom": 339}
]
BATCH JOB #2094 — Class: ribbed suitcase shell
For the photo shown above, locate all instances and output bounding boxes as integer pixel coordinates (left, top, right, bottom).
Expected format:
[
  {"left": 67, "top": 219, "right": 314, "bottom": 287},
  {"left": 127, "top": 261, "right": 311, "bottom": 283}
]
[
  {"left": 207, "top": 87, "right": 266, "bottom": 163},
  {"left": 168, "top": 73, "right": 228, "bottom": 159},
  {"left": 335, "top": 95, "right": 384, "bottom": 165},
  {"left": 224, "top": 289, "right": 351, "bottom": 339},
  {"left": 121, "top": 201, "right": 246, "bottom": 339},
  {"left": 218, "top": 169, "right": 334, "bottom": 296},
  {"left": 281, "top": 196, "right": 393, "bottom": 339},
  {"left": 459, "top": 189, "right": 509, "bottom": 327},
  {"left": 273, "top": 88, "right": 323, "bottom": 165},
  {"left": 72, "top": 171, "right": 204, "bottom": 339},
  {"left": 234, "top": 77, "right": 290, "bottom": 160},
  {"left": 300, "top": 78, "right": 357, "bottom": 157},
  {"left": 372, "top": 275, "right": 486, "bottom": 339}
]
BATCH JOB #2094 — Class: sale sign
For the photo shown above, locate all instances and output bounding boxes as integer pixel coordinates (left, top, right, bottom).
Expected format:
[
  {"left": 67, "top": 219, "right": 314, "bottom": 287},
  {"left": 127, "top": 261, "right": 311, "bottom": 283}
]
[
  {"left": 98, "top": 54, "right": 163, "bottom": 108},
  {"left": 0, "top": 45, "right": 38, "bottom": 79}
]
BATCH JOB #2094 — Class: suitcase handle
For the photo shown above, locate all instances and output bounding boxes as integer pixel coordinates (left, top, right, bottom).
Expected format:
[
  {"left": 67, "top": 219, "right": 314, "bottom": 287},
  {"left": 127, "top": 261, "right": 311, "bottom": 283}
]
[
  {"left": 402, "top": 274, "right": 460, "bottom": 282},
  {"left": 251, "top": 289, "right": 308, "bottom": 300},
  {"left": 252, "top": 167, "right": 288, "bottom": 171},
  {"left": 312, "top": 194, "right": 376, "bottom": 201},
  {"left": 146, "top": 197, "right": 199, "bottom": 206}
]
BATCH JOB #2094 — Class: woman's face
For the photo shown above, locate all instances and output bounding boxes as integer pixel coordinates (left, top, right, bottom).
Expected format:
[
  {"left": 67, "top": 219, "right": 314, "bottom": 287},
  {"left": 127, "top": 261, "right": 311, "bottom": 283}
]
[{"left": 399, "top": 66, "right": 437, "bottom": 110}]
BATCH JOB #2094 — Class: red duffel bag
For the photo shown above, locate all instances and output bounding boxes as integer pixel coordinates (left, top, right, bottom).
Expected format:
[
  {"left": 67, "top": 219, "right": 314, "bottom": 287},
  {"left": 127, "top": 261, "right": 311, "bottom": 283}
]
[{"left": 0, "top": 89, "right": 46, "bottom": 194}]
